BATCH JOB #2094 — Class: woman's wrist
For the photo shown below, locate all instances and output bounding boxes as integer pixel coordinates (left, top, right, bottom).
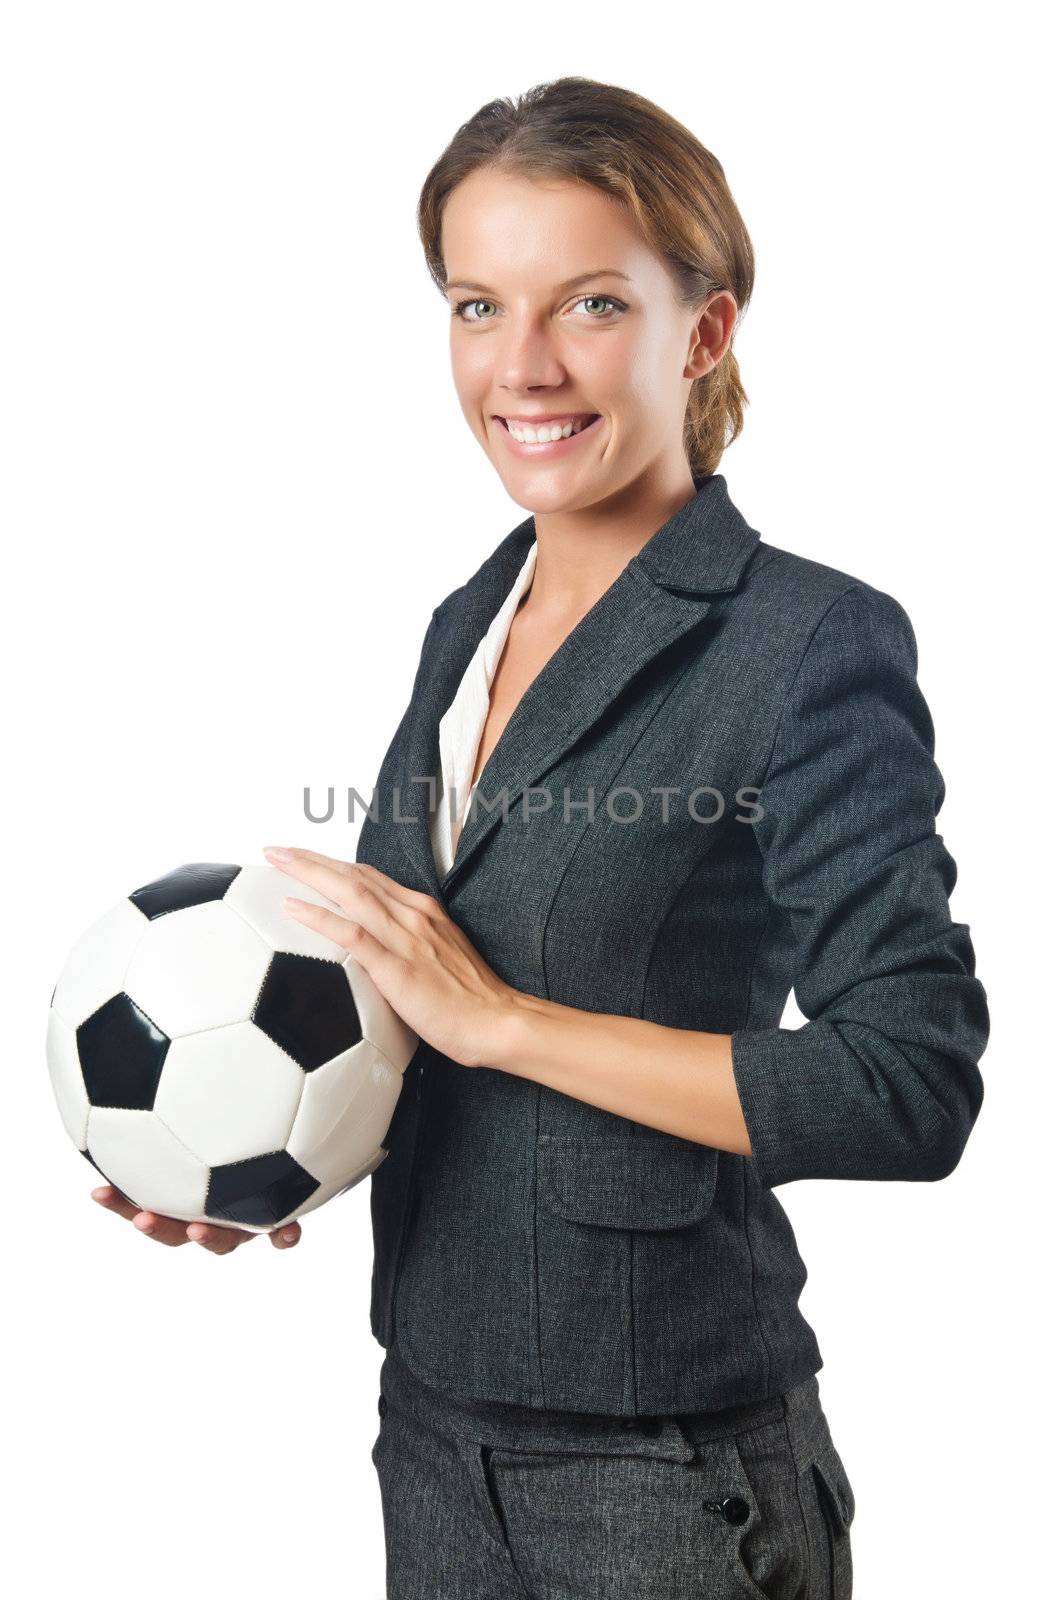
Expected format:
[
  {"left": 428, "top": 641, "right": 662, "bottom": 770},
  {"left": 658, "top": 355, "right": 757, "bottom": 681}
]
[{"left": 480, "top": 987, "right": 554, "bottom": 1075}]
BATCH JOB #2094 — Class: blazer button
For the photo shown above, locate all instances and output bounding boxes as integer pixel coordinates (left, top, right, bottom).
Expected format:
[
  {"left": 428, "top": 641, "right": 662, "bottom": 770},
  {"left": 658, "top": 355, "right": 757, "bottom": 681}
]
[{"left": 378, "top": 1394, "right": 388, "bottom": 1419}]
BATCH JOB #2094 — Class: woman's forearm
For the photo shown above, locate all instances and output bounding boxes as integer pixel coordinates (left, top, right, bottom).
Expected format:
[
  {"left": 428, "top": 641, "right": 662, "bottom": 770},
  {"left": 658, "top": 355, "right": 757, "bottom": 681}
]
[{"left": 487, "top": 992, "right": 752, "bottom": 1157}]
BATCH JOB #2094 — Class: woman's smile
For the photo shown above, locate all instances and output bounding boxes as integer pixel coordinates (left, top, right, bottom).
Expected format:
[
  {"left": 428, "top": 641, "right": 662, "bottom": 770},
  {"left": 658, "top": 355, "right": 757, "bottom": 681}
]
[{"left": 492, "top": 411, "right": 603, "bottom": 459}]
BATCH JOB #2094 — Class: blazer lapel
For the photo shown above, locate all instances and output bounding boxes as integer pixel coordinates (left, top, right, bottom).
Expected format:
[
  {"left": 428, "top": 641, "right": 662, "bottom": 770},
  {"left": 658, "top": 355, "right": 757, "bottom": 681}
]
[{"left": 395, "top": 473, "right": 762, "bottom": 900}]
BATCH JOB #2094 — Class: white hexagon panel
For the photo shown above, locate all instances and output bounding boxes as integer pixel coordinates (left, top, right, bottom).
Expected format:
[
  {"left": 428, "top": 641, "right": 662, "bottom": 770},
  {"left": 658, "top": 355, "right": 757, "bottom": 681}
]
[{"left": 45, "top": 862, "right": 420, "bottom": 1232}]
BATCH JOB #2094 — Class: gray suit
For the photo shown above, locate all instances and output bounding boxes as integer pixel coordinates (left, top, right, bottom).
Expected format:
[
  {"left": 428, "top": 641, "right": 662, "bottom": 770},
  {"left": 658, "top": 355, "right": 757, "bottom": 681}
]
[{"left": 355, "top": 471, "right": 989, "bottom": 1418}]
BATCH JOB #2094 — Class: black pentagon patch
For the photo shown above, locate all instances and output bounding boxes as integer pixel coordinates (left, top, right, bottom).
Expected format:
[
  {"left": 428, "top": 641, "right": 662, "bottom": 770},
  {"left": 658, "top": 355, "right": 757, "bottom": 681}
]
[
  {"left": 206, "top": 1150, "right": 320, "bottom": 1229},
  {"left": 77, "top": 993, "right": 170, "bottom": 1110},
  {"left": 81, "top": 1148, "right": 136, "bottom": 1207},
  {"left": 129, "top": 863, "right": 243, "bottom": 920},
  {"left": 253, "top": 952, "right": 362, "bottom": 1071}
]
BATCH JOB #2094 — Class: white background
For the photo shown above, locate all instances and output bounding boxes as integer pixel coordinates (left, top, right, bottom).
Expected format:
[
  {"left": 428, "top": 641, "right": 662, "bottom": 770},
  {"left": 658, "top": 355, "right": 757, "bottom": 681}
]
[{"left": 3, "top": 4, "right": 1053, "bottom": 1596}]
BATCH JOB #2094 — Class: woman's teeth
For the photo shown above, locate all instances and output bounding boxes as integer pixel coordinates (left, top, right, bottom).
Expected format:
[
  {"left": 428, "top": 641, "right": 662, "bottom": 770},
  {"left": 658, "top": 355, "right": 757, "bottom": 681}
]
[{"left": 505, "top": 416, "right": 596, "bottom": 443}]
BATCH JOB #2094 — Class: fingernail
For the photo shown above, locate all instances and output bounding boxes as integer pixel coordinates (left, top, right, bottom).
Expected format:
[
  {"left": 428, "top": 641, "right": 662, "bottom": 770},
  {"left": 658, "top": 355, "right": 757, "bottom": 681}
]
[{"left": 264, "top": 846, "right": 292, "bottom": 861}]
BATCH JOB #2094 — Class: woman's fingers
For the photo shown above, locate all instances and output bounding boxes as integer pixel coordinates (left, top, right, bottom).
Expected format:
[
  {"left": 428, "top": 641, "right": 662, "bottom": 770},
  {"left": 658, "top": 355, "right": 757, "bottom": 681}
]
[
  {"left": 266, "top": 848, "right": 430, "bottom": 921},
  {"left": 91, "top": 1184, "right": 297, "bottom": 1252},
  {"left": 184, "top": 1221, "right": 255, "bottom": 1253},
  {"left": 264, "top": 849, "right": 353, "bottom": 908},
  {"left": 265, "top": 848, "right": 433, "bottom": 912},
  {"left": 139, "top": 1212, "right": 198, "bottom": 1246},
  {"left": 182, "top": 1220, "right": 300, "bottom": 1252},
  {"left": 91, "top": 1186, "right": 191, "bottom": 1246},
  {"left": 91, "top": 1184, "right": 138, "bottom": 1221}
]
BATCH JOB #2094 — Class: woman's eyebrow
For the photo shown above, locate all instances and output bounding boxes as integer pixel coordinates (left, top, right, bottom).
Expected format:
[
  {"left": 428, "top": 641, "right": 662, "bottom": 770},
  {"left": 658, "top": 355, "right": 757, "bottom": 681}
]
[{"left": 444, "top": 269, "right": 633, "bottom": 295}]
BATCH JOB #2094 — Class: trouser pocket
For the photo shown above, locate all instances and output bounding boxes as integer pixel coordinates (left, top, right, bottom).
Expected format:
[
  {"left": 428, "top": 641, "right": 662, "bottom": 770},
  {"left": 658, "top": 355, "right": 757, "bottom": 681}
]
[
  {"left": 798, "top": 1444, "right": 855, "bottom": 1600},
  {"left": 475, "top": 1445, "right": 516, "bottom": 1550},
  {"left": 370, "top": 1390, "right": 389, "bottom": 1468},
  {"left": 725, "top": 1419, "right": 812, "bottom": 1600}
]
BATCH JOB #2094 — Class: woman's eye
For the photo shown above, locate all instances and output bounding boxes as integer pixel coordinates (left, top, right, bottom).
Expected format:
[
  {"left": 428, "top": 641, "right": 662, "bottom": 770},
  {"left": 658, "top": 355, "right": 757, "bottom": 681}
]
[
  {"left": 451, "top": 294, "right": 625, "bottom": 323},
  {"left": 452, "top": 299, "right": 498, "bottom": 323},
  {"left": 571, "top": 295, "right": 625, "bottom": 319}
]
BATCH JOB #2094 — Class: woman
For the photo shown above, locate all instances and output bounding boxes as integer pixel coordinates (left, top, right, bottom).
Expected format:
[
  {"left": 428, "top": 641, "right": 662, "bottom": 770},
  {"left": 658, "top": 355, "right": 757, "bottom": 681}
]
[{"left": 96, "top": 77, "right": 990, "bottom": 1599}]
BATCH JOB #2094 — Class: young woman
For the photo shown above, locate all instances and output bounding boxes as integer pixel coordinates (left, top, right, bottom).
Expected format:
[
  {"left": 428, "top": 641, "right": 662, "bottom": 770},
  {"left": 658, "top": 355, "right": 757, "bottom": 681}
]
[{"left": 95, "top": 76, "right": 990, "bottom": 1599}]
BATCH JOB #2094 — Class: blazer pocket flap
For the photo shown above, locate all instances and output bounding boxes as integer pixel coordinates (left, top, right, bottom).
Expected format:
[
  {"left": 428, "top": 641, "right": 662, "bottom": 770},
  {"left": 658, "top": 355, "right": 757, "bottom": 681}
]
[{"left": 536, "top": 1135, "right": 719, "bottom": 1231}]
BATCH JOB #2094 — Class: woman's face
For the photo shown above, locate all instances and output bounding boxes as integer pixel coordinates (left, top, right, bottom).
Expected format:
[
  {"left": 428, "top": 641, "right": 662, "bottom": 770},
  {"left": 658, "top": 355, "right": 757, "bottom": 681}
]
[{"left": 440, "top": 167, "right": 735, "bottom": 511}]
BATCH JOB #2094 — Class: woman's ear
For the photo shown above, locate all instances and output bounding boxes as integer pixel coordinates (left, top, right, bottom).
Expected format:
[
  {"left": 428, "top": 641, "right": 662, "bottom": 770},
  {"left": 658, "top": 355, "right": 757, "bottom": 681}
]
[{"left": 686, "top": 288, "right": 739, "bottom": 378}]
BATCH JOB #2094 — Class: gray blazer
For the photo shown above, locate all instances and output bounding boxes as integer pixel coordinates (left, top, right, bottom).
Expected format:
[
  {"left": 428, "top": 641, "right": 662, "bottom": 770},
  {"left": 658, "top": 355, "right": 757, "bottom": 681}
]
[{"left": 355, "top": 472, "right": 989, "bottom": 1417}]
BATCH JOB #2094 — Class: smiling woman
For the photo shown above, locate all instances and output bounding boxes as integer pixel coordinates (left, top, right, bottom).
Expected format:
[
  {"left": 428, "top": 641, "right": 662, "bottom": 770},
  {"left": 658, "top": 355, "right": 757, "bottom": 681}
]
[
  {"left": 340, "top": 74, "right": 989, "bottom": 1600},
  {"left": 435, "top": 167, "right": 745, "bottom": 510},
  {"left": 422, "top": 95, "right": 753, "bottom": 491}
]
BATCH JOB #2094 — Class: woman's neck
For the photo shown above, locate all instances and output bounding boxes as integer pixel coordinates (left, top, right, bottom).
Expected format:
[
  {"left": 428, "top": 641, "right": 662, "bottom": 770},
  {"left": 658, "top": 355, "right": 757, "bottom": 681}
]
[{"left": 525, "top": 464, "right": 699, "bottom": 617}]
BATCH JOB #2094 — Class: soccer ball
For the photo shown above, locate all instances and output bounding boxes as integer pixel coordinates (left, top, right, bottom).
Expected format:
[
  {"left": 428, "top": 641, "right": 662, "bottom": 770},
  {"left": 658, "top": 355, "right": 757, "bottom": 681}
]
[{"left": 46, "top": 862, "right": 418, "bottom": 1232}]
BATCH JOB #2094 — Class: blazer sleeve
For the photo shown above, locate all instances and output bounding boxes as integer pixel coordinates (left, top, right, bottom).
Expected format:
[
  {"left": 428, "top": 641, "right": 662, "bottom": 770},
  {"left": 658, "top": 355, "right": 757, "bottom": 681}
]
[{"left": 729, "top": 582, "right": 990, "bottom": 1188}]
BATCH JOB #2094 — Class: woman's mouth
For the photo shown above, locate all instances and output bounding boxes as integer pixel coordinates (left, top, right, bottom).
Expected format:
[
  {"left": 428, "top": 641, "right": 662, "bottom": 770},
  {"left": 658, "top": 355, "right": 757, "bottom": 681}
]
[{"left": 492, "top": 413, "right": 602, "bottom": 460}]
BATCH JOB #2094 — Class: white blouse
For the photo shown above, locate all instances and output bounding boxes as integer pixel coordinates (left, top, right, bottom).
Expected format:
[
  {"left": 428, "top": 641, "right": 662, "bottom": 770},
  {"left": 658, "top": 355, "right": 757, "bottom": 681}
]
[{"left": 430, "top": 539, "right": 538, "bottom": 881}]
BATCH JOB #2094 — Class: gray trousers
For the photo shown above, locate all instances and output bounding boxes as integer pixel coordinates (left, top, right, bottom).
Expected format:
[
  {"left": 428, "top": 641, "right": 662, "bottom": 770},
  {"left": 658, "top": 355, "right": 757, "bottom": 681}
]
[{"left": 372, "top": 1342, "right": 856, "bottom": 1599}]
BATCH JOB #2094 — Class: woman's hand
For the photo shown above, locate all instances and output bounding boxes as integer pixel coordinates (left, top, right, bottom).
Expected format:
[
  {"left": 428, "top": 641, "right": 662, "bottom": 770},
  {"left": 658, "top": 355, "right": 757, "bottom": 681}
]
[
  {"left": 262, "top": 845, "right": 519, "bottom": 1069},
  {"left": 90, "top": 1185, "right": 302, "bottom": 1253}
]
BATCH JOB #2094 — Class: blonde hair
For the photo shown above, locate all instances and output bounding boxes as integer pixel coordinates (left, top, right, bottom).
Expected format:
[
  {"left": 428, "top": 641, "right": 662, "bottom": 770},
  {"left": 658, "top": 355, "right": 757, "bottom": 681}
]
[{"left": 417, "top": 76, "right": 755, "bottom": 476}]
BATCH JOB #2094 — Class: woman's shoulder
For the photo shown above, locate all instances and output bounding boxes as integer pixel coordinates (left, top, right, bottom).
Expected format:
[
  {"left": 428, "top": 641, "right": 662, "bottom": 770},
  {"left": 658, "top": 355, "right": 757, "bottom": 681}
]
[
  {"left": 425, "top": 520, "right": 918, "bottom": 666},
  {"left": 743, "top": 537, "right": 916, "bottom": 646}
]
